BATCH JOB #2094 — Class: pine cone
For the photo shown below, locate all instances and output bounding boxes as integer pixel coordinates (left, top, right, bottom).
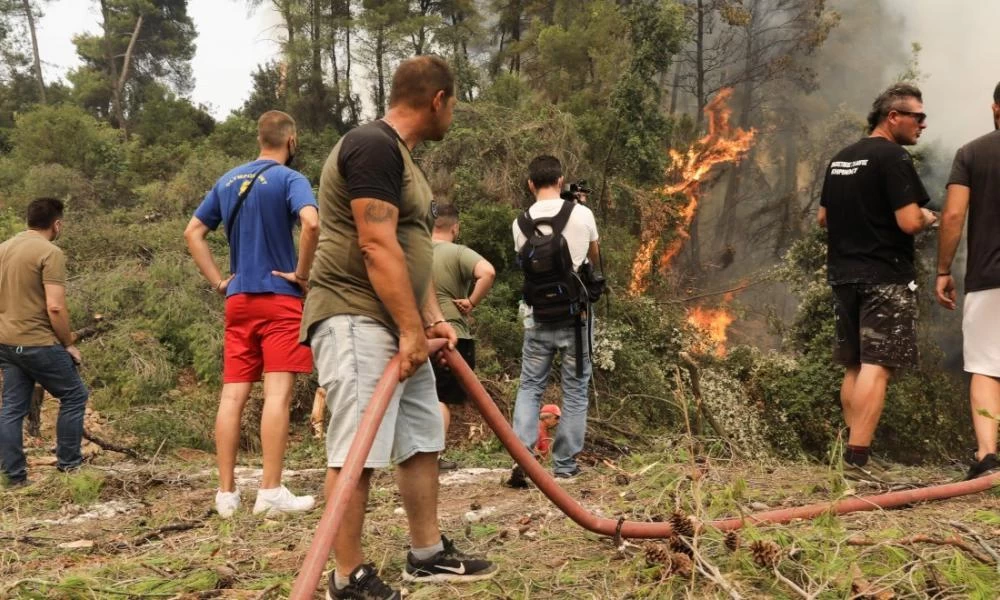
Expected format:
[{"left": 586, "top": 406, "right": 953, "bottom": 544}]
[
  {"left": 749, "top": 539, "right": 782, "bottom": 567},
  {"left": 670, "top": 510, "right": 696, "bottom": 538},
  {"left": 724, "top": 531, "right": 740, "bottom": 552},
  {"left": 644, "top": 542, "right": 671, "bottom": 566},
  {"left": 669, "top": 552, "right": 693, "bottom": 578},
  {"left": 669, "top": 536, "right": 694, "bottom": 557}
]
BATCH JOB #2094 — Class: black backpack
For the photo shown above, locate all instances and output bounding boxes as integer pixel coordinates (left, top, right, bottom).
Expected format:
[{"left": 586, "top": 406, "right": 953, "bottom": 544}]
[{"left": 516, "top": 201, "right": 586, "bottom": 323}]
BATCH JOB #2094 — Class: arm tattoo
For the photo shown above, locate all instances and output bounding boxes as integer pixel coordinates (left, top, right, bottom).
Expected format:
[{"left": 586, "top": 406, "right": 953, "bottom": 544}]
[{"left": 363, "top": 201, "right": 396, "bottom": 224}]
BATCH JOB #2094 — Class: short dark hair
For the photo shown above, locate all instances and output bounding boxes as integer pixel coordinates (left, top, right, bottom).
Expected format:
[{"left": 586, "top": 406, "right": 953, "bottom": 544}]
[
  {"left": 26, "top": 197, "right": 64, "bottom": 229},
  {"left": 388, "top": 55, "right": 455, "bottom": 109},
  {"left": 433, "top": 202, "right": 459, "bottom": 228},
  {"left": 993, "top": 81, "right": 1000, "bottom": 105},
  {"left": 528, "top": 155, "right": 562, "bottom": 189},
  {"left": 866, "top": 83, "right": 923, "bottom": 133},
  {"left": 258, "top": 110, "right": 296, "bottom": 149}
]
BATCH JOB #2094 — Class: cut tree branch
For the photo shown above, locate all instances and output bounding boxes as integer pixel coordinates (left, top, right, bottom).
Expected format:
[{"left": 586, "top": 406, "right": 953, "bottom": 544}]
[{"left": 848, "top": 534, "right": 994, "bottom": 565}]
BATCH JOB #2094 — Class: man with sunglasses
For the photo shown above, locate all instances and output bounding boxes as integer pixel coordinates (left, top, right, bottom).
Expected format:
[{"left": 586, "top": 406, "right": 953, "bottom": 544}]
[{"left": 817, "top": 83, "right": 937, "bottom": 482}]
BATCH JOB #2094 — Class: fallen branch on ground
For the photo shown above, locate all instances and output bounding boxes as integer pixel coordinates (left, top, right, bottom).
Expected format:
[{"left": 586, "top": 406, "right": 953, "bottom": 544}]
[
  {"left": 253, "top": 584, "right": 281, "bottom": 599},
  {"left": 848, "top": 533, "right": 994, "bottom": 565},
  {"left": 84, "top": 429, "right": 144, "bottom": 460},
  {"left": 949, "top": 521, "right": 1000, "bottom": 572},
  {"left": 772, "top": 565, "right": 814, "bottom": 600},
  {"left": 679, "top": 352, "right": 741, "bottom": 457},
  {"left": 130, "top": 520, "right": 204, "bottom": 547}
]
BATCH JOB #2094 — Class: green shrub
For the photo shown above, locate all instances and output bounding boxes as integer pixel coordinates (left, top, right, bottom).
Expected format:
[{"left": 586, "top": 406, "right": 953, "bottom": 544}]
[
  {"left": 160, "top": 146, "right": 242, "bottom": 216},
  {"left": 11, "top": 104, "right": 122, "bottom": 180},
  {"left": 19, "top": 163, "right": 100, "bottom": 212},
  {"left": 731, "top": 227, "right": 969, "bottom": 462}
]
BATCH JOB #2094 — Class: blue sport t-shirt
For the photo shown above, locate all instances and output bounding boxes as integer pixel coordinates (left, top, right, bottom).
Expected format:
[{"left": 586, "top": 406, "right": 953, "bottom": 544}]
[{"left": 193, "top": 159, "right": 318, "bottom": 298}]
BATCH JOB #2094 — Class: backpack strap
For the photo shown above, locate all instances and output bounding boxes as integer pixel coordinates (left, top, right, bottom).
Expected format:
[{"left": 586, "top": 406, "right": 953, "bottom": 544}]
[
  {"left": 517, "top": 200, "right": 576, "bottom": 238},
  {"left": 225, "top": 161, "right": 280, "bottom": 243},
  {"left": 516, "top": 210, "right": 535, "bottom": 239}
]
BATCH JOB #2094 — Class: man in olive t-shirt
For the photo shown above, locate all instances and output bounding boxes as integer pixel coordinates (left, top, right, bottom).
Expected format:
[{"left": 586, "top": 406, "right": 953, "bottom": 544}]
[
  {"left": 297, "top": 56, "right": 496, "bottom": 598},
  {"left": 0, "top": 198, "right": 89, "bottom": 486},
  {"left": 430, "top": 203, "right": 495, "bottom": 468}
]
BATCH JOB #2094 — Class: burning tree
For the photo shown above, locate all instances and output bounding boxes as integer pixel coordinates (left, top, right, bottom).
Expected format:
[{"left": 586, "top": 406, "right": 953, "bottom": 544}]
[{"left": 628, "top": 88, "right": 755, "bottom": 297}]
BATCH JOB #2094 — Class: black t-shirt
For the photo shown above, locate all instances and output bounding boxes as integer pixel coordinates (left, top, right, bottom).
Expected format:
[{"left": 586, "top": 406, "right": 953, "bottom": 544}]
[
  {"left": 947, "top": 130, "right": 1000, "bottom": 292},
  {"left": 336, "top": 120, "right": 404, "bottom": 206},
  {"left": 820, "top": 137, "right": 929, "bottom": 285}
]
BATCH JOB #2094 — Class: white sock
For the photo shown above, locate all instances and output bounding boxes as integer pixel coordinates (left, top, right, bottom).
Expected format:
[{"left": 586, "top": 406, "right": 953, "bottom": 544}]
[
  {"left": 411, "top": 540, "right": 444, "bottom": 560},
  {"left": 334, "top": 572, "right": 351, "bottom": 590}
]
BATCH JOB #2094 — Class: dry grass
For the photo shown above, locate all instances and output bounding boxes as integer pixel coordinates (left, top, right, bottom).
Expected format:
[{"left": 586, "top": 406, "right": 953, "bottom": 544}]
[{"left": 3, "top": 427, "right": 1000, "bottom": 599}]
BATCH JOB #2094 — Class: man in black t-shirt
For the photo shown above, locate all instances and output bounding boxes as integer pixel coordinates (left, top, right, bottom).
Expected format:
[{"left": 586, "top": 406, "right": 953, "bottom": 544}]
[
  {"left": 936, "top": 81, "right": 1000, "bottom": 480},
  {"left": 818, "top": 83, "right": 937, "bottom": 481}
]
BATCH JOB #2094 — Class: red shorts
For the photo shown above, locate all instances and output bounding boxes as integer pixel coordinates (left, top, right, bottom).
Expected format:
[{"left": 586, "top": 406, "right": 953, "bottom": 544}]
[{"left": 223, "top": 294, "right": 313, "bottom": 383}]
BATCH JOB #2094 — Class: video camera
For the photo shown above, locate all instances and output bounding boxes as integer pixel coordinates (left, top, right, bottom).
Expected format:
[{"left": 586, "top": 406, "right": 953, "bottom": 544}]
[{"left": 560, "top": 179, "right": 592, "bottom": 204}]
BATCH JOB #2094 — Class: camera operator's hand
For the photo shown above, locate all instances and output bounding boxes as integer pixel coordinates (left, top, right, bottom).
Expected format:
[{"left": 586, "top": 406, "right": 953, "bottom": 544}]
[{"left": 453, "top": 298, "right": 474, "bottom": 315}]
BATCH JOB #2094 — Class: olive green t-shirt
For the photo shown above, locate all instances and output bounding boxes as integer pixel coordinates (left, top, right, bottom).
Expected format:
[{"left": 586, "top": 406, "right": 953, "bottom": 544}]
[
  {"left": 0, "top": 231, "right": 67, "bottom": 346},
  {"left": 432, "top": 241, "right": 484, "bottom": 340},
  {"left": 301, "top": 120, "right": 434, "bottom": 342}
]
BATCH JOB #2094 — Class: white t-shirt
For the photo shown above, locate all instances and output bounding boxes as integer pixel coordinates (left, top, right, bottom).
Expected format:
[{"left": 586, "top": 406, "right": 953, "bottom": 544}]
[{"left": 512, "top": 198, "right": 599, "bottom": 269}]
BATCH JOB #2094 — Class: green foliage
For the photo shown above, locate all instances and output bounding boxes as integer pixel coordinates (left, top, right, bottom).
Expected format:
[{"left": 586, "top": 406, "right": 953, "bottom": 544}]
[
  {"left": 63, "top": 469, "right": 105, "bottom": 506},
  {"left": 421, "top": 101, "right": 589, "bottom": 209},
  {"left": 728, "top": 226, "right": 968, "bottom": 461},
  {"left": 156, "top": 145, "right": 243, "bottom": 216},
  {"left": 458, "top": 202, "right": 520, "bottom": 274},
  {"left": 10, "top": 104, "right": 123, "bottom": 180},
  {"left": 204, "top": 115, "right": 258, "bottom": 159},
  {"left": 19, "top": 163, "right": 99, "bottom": 212},
  {"left": 0, "top": 205, "right": 18, "bottom": 239}
]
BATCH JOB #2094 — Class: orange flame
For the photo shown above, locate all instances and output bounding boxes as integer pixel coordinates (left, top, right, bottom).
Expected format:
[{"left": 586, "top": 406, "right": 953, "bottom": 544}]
[
  {"left": 628, "top": 88, "right": 755, "bottom": 296},
  {"left": 686, "top": 306, "right": 734, "bottom": 357}
]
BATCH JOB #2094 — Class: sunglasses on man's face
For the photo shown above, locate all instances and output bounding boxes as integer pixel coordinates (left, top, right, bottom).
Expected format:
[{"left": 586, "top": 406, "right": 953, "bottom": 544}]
[{"left": 893, "top": 109, "right": 927, "bottom": 125}]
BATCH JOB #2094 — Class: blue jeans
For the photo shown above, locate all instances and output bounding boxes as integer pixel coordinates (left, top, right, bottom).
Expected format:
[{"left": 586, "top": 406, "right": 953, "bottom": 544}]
[
  {"left": 512, "top": 324, "right": 592, "bottom": 474},
  {"left": 0, "top": 344, "right": 89, "bottom": 482}
]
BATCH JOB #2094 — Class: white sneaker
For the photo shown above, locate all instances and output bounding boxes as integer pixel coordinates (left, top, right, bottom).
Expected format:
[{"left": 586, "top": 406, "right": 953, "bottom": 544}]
[
  {"left": 252, "top": 485, "right": 316, "bottom": 515},
  {"left": 215, "top": 489, "right": 241, "bottom": 518}
]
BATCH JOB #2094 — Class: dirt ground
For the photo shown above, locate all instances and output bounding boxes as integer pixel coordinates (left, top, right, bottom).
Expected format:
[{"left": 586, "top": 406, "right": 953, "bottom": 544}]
[{"left": 3, "top": 407, "right": 1000, "bottom": 599}]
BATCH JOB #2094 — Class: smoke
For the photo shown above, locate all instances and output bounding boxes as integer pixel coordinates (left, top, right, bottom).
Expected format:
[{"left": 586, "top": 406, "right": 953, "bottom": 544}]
[{"left": 890, "top": 0, "right": 1000, "bottom": 154}]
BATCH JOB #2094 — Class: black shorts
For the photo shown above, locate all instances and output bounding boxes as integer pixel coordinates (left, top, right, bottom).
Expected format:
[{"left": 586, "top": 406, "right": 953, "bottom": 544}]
[
  {"left": 434, "top": 338, "right": 476, "bottom": 405},
  {"left": 832, "top": 283, "right": 918, "bottom": 368}
]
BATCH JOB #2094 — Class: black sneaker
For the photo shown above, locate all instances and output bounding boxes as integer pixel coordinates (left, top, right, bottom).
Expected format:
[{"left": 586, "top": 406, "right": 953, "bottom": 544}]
[
  {"left": 402, "top": 535, "right": 498, "bottom": 583},
  {"left": 327, "top": 563, "right": 399, "bottom": 600},
  {"left": 2, "top": 477, "right": 29, "bottom": 489},
  {"left": 966, "top": 453, "right": 1000, "bottom": 480},
  {"left": 554, "top": 466, "right": 582, "bottom": 480},
  {"left": 505, "top": 465, "right": 528, "bottom": 489}
]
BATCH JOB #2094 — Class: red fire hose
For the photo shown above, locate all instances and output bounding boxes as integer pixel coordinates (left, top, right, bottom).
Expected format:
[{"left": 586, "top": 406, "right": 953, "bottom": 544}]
[{"left": 290, "top": 342, "right": 1000, "bottom": 598}]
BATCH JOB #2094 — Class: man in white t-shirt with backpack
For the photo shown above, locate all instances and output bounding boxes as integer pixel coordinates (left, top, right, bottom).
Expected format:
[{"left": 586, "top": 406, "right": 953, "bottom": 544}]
[{"left": 507, "top": 155, "right": 600, "bottom": 487}]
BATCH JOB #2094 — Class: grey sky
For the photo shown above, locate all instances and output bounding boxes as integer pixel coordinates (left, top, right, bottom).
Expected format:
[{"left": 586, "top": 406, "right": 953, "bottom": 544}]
[{"left": 36, "top": 0, "right": 280, "bottom": 119}]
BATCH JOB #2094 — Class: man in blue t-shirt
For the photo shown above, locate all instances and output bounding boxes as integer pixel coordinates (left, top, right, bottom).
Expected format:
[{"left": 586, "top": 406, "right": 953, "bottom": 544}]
[{"left": 184, "top": 110, "right": 319, "bottom": 518}]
